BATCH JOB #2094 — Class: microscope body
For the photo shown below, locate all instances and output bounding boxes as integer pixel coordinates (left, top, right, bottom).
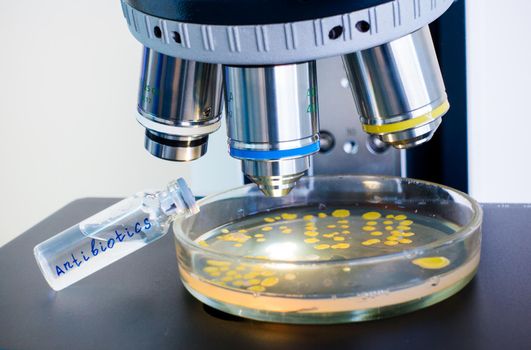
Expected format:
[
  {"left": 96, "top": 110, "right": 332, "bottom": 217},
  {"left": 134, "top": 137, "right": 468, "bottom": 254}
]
[{"left": 120, "top": 0, "right": 454, "bottom": 196}]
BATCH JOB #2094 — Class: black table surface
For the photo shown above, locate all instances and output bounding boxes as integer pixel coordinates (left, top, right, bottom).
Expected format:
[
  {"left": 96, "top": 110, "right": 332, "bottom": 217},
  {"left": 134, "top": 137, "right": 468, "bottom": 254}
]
[{"left": 1, "top": 199, "right": 531, "bottom": 350}]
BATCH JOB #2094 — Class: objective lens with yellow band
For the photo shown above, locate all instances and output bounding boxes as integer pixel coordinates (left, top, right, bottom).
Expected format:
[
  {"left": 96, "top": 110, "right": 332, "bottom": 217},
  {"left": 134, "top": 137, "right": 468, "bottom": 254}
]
[
  {"left": 362, "top": 101, "right": 450, "bottom": 135},
  {"left": 343, "top": 26, "right": 450, "bottom": 149}
]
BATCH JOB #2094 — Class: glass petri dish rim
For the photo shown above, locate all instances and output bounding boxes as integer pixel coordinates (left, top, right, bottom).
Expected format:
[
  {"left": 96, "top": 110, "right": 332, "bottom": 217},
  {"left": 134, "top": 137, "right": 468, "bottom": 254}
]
[{"left": 173, "top": 175, "right": 482, "bottom": 267}]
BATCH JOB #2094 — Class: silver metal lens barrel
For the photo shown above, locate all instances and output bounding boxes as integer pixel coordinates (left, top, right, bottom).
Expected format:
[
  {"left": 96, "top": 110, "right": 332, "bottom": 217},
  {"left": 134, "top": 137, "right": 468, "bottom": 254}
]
[
  {"left": 137, "top": 47, "right": 223, "bottom": 161},
  {"left": 342, "top": 26, "right": 449, "bottom": 149},
  {"left": 224, "top": 62, "right": 319, "bottom": 197}
]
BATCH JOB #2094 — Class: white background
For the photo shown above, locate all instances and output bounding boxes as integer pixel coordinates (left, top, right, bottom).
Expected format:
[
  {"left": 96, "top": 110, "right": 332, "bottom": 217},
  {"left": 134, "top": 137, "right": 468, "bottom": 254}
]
[
  {"left": 1, "top": 0, "right": 530, "bottom": 247},
  {"left": 466, "top": 1, "right": 531, "bottom": 203},
  {"left": 0, "top": 0, "right": 241, "bottom": 247}
]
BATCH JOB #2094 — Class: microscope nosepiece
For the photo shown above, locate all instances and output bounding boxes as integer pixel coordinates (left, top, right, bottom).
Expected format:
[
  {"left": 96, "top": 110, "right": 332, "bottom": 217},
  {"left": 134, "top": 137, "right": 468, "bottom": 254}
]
[
  {"left": 224, "top": 62, "right": 319, "bottom": 197},
  {"left": 136, "top": 47, "right": 223, "bottom": 161},
  {"left": 343, "top": 26, "right": 449, "bottom": 149}
]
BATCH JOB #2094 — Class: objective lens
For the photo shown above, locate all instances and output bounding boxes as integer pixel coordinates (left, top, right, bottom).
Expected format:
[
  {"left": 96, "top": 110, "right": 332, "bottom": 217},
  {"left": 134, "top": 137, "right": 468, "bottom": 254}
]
[
  {"left": 343, "top": 26, "right": 448, "bottom": 149},
  {"left": 137, "top": 47, "right": 223, "bottom": 161},
  {"left": 223, "top": 62, "right": 319, "bottom": 196}
]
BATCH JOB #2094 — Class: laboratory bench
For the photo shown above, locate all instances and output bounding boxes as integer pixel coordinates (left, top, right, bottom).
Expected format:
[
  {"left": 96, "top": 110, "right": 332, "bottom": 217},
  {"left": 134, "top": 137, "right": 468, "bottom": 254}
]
[{"left": 1, "top": 198, "right": 530, "bottom": 349}]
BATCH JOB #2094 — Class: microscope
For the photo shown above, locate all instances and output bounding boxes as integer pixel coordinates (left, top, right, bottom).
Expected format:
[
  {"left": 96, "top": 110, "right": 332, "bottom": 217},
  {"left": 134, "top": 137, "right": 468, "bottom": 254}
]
[
  {"left": 34, "top": 0, "right": 480, "bottom": 320},
  {"left": 119, "top": 0, "right": 452, "bottom": 196}
]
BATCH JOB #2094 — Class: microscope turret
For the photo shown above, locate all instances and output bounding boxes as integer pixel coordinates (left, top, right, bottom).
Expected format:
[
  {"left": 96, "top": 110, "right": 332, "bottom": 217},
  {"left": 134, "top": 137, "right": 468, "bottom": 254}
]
[{"left": 120, "top": 0, "right": 454, "bottom": 196}]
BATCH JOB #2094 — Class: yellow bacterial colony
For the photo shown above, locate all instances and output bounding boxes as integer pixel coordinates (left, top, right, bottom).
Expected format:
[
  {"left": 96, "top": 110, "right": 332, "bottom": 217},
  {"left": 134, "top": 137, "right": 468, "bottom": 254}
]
[{"left": 412, "top": 256, "right": 451, "bottom": 269}]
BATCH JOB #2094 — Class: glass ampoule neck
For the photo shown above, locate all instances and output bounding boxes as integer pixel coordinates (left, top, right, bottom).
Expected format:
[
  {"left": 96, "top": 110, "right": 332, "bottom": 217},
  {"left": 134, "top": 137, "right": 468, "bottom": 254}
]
[{"left": 158, "top": 178, "right": 199, "bottom": 217}]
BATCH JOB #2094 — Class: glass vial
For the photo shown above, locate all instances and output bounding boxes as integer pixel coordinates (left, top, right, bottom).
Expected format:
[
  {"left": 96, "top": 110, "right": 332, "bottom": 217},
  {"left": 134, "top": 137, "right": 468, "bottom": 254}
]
[{"left": 34, "top": 178, "right": 198, "bottom": 291}]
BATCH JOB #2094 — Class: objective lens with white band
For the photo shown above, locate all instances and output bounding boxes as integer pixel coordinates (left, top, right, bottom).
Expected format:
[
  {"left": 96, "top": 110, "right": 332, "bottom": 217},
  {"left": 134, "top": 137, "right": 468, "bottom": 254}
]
[{"left": 137, "top": 47, "right": 223, "bottom": 161}]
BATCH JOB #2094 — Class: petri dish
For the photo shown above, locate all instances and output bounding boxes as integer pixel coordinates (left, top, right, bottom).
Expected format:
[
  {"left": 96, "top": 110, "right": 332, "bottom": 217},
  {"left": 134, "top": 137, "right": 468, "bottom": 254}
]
[{"left": 172, "top": 175, "right": 482, "bottom": 324}]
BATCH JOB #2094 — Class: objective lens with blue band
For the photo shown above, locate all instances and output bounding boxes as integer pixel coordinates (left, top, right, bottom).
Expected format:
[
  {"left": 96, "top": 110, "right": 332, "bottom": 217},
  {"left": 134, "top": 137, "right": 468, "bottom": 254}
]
[{"left": 229, "top": 141, "right": 320, "bottom": 161}]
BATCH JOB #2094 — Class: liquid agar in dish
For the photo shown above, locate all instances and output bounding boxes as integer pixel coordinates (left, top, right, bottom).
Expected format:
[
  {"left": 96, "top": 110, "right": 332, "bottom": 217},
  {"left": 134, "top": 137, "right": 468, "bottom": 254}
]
[{"left": 176, "top": 205, "right": 480, "bottom": 323}]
